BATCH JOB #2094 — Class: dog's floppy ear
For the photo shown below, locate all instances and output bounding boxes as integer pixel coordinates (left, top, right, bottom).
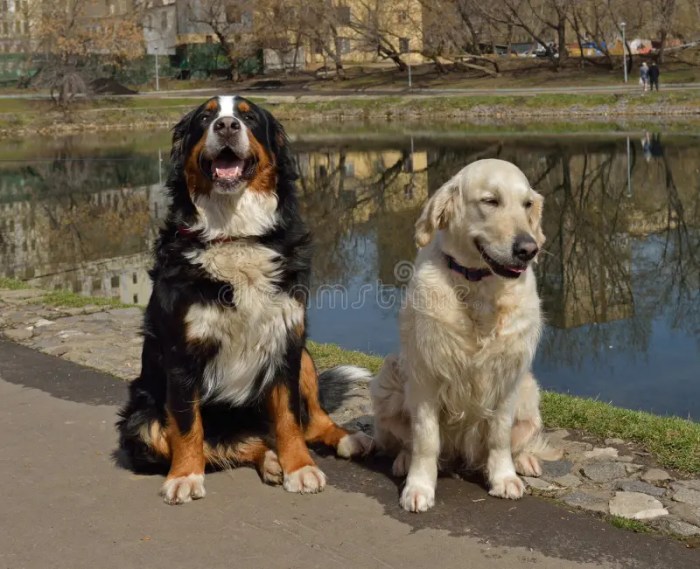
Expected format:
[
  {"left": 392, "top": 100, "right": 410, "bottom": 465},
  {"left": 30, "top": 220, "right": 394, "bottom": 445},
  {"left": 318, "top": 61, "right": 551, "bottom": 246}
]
[
  {"left": 415, "top": 177, "right": 459, "bottom": 248},
  {"left": 528, "top": 191, "right": 546, "bottom": 248},
  {"left": 170, "top": 107, "right": 198, "bottom": 167},
  {"left": 264, "top": 108, "right": 298, "bottom": 181}
]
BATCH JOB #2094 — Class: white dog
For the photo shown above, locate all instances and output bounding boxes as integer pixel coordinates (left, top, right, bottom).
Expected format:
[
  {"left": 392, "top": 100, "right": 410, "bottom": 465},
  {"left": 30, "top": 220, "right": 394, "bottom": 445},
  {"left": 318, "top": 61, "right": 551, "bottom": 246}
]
[{"left": 370, "top": 159, "right": 560, "bottom": 513}]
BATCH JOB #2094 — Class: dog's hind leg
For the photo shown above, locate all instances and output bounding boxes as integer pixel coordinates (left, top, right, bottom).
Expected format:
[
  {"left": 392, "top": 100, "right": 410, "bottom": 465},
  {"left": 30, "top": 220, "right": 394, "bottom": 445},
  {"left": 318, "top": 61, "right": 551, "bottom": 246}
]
[
  {"left": 512, "top": 372, "right": 562, "bottom": 477},
  {"left": 299, "top": 349, "right": 374, "bottom": 458},
  {"left": 370, "top": 354, "right": 412, "bottom": 465},
  {"left": 204, "top": 438, "right": 283, "bottom": 486}
]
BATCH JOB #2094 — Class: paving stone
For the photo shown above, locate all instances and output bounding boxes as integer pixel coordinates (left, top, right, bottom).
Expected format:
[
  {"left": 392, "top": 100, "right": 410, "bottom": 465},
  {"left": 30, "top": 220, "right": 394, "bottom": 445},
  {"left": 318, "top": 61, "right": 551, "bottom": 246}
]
[
  {"left": 42, "top": 345, "right": 71, "bottom": 357},
  {"left": 3, "top": 327, "right": 33, "bottom": 341},
  {"left": 657, "top": 518, "right": 700, "bottom": 537},
  {"left": 614, "top": 479, "right": 666, "bottom": 498},
  {"left": 551, "top": 474, "right": 582, "bottom": 488},
  {"left": 673, "top": 479, "right": 700, "bottom": 492},
  {"left": 609, "top": 492, "right": 668, "bottom": 520},
  {"left": 669, "top": 503, "right": 700, "bottom": 526},
  {"left": 562, "top": 490, "right": 610, "bottom": 513},
  {"left": 523, "top": 477, "right": 558, "bottom": 491},
  {"left": 34, "top": 318, "right": 55, "bottom": 327},
  {"left": 604, "top": 438, "right": 625, "bottom": 445},
  {"left": 541, "top": 459, "right": 573, "bottom": 478},
  {"left": 560, "top": 440, "right": 593, "bottom": 455},
  {"left": 671, "top": 486, "right": 700, "bottom": 507},
  {"left": 545, "top": 429, "right": 570, "bottom": 443},
  {"left": 581, "top": 461, "right": 628, "bottom": 483},
  {"left": 584, "top": 447, "right": 619, "bottom": 460},
  {"left": 640, "top": 468, "right": 672, "bottom": 483},
  {"left": 624, "top": 463, "right": 644, "bottom": 474}
]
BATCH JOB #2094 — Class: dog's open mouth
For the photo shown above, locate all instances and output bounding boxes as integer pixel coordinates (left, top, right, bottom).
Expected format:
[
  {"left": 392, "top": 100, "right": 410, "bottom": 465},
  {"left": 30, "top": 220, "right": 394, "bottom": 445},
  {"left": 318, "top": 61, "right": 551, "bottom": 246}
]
[
  {"left": 201, "top": 147, "right": 254, "bottom": 189},
  {"left": 475, "top": 241, "right": 527, "bottom": 279}
]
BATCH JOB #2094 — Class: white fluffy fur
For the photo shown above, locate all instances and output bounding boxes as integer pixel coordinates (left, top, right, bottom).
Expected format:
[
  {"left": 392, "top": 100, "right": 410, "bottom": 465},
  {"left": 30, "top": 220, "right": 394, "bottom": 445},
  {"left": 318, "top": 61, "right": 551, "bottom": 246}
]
[
  {"left": 190, "top": 190, "right": 279, "bottom": 241},
  {"left": 160, "top": 473, "right": 206, "bottom": 505},
  {"left": 185, "top": 242, "right": 304, "bottom": 405},
  {"left": 371, "top": 159, "right": 560, "bottom": 513}
]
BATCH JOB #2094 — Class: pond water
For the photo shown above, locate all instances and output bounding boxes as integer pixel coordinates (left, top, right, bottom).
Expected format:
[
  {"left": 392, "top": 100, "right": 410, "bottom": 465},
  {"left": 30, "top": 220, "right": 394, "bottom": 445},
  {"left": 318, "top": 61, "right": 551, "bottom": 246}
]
[{"left": 1, "top": 125, "right": 698, "bottom": 419}]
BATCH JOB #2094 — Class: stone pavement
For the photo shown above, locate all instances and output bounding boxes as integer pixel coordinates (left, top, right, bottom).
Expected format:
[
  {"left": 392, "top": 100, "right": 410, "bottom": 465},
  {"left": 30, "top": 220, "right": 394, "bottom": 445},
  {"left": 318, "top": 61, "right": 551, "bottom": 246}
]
[{"left": 1, "top": 286, "right": 700, "bottom": 549}]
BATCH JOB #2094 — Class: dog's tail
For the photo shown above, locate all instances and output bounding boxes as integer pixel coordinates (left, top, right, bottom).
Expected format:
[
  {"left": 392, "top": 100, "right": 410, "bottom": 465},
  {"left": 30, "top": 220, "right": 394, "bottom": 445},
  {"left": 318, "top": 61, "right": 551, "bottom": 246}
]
[
  {"left": 319, "top": 365, "right": 373, "bottom": 384},
  {"left": 317, "top": 365, "right": 373, "bottom": 411}
]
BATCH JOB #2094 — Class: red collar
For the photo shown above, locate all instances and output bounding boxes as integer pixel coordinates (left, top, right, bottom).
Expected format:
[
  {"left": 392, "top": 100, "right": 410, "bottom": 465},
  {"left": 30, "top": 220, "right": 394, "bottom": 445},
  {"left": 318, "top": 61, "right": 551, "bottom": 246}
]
[{"left": 177, "top": 226, "right": 240, "bottom": 245}]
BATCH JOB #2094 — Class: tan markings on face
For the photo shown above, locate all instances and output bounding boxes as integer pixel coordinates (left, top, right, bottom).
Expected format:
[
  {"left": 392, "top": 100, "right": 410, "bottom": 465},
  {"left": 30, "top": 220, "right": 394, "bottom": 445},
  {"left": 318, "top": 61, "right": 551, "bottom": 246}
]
[
  {"left": 299, "top": 349, "right": 351, "bottom": 448},
  {"left": 165, "top": 402, "right": 205, "bottom": 479},
  {"left": 237, "top": 100, "right": 250, "bottom": 113},
  {"left": 247, "top": 132, "right": 276, "bottom": 193},
  {"left": 185, "top": 132, "right": 212, "bottom": 197},
  {"left": 205, "top": 98, "right": 219, "bottom": 112},
  {"left": 267, "top": 383, "right": 315, "bottom": 474}
]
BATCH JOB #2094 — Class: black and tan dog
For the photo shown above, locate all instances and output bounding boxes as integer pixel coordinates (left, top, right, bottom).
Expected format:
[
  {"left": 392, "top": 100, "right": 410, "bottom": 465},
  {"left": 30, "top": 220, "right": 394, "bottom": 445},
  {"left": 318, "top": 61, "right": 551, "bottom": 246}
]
[{"left": 117, "top": 96, "right": 372, "bottom": 504}]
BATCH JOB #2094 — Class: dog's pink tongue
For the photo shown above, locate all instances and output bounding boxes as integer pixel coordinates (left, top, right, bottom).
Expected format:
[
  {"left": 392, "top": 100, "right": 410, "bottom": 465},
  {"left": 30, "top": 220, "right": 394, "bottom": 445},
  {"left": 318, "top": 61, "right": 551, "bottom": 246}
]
[{"left": 213, "top": 156, "right": 244, "bottom": 179}]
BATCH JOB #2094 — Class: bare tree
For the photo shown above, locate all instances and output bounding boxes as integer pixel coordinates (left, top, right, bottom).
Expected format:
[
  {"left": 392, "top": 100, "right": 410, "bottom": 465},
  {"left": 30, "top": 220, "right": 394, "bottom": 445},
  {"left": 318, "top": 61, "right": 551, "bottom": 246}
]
[{"left": 184, "top": 0, "right": 256, "bottom": 81}]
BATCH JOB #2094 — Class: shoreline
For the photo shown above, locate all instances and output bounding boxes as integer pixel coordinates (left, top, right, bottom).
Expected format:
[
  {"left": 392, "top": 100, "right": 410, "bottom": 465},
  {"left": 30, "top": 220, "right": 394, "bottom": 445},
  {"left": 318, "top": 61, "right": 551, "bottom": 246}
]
[
  {"left": 1, "top": 279, "right": 699, "bottom": 540},
  {"left": 2, "top": 92, "right": 700, "bottom": 137}
]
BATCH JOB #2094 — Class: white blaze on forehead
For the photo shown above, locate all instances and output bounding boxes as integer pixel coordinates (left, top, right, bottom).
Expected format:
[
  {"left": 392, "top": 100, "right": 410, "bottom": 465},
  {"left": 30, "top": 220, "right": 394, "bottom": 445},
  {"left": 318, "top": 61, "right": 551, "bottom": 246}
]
[{"left": 217, "top": 95, "right": 235, "bottom": 117}]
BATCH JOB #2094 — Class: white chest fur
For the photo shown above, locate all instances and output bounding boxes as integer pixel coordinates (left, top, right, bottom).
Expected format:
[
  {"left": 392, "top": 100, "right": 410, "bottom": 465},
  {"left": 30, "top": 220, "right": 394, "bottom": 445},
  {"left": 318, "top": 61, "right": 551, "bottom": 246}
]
[{"left": 185, "top": 243, "right": 304, "bottom": 404}]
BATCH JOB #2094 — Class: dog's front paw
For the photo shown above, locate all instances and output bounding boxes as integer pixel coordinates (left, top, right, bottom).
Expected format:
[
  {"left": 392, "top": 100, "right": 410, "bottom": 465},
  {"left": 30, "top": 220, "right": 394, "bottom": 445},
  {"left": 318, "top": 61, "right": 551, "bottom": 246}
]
[
  {"left": 261, "top": 450, "right": 283, "bottom": 485},
  {"left": 160, "top": 473, "right": 206, "bottom": 505},
  {"left": 392, "top": 449, "right": 410, "bottom": 477},
  {"left": 337, "top": 431, "right": 374, "bottom": 458},
  {"left": 283, "top": 465, "right": 327, "bottom": 494},
  {"left": 514, "top": 453, "right": 542, "bottom": 477},
  {"left": 489, "top": 474, "right": 525, "bottom": 500},
  {"left": 400, "top": 481, "right": 435, "bottom": 513}
]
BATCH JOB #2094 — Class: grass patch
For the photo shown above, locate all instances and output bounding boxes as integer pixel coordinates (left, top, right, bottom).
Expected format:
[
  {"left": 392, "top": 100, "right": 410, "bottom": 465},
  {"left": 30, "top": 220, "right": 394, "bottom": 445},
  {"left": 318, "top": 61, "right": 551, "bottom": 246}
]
[
  {"left": 540, "top": 392, "right": 700, "bottom": 474},
  {"left": 308, "top": 341, "right": 700, "bottom": 475},
  {"left": 607, "top": 516, "right": 651, "bottom": 533},
  {"left": 0, "top": 277, "right": 30, "bottom": 290},
  {"left": 39, "top": 290, "right": 134, "bottom": 309}
]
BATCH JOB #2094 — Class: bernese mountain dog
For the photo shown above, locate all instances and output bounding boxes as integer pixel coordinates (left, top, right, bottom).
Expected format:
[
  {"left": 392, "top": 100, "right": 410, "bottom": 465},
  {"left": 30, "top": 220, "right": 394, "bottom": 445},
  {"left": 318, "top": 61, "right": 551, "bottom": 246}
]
[{"left": 117, "top": 96, "right": 372, "bottom": 505}]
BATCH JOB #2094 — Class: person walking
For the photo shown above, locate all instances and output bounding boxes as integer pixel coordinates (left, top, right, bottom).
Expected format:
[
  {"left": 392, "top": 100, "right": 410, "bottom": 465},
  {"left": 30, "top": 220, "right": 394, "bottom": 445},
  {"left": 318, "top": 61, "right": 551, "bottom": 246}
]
[
  {"left": 649, "top": 62, "right": 660, "bottom": 91},
  {"left": 640, "top": 62, "right": 650, "bottom": 93}
]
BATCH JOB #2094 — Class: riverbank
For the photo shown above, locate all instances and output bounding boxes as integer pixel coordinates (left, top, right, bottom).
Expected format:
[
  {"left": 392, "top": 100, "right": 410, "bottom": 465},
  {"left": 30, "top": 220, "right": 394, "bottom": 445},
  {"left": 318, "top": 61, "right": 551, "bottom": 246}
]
[
  {"left": 1, "top": 279, "right": 699, "bottom": 541},
  {"left": 2, "top": 90, "right": 700, "bottom": 137}
]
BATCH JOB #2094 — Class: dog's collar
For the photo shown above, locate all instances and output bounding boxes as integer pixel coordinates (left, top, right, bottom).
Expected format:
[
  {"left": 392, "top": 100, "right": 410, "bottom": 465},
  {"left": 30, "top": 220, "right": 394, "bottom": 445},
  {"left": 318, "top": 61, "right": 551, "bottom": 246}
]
[
  {"left": 444, "top": 254, "right": 492, "bottom": 282},
  {"left": 177, "top": 226, "right": 240, "bottom": 245}
]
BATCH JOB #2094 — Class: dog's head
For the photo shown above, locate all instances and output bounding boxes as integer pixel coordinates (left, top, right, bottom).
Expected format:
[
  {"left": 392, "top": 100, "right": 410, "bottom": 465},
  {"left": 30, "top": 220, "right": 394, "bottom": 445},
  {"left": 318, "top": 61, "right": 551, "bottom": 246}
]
[
  {"left": 415, "top": 159, "right": 545, "bottom": 279},
  {"left": 170, "top": 95, "right": 294, "bottom": 198}
]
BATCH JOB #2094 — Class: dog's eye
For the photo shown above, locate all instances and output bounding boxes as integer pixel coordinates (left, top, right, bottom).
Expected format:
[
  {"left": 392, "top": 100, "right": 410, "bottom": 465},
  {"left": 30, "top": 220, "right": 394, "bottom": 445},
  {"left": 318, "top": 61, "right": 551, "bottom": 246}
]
[
  {"left": 524, "top": 200, "right": 533, "bottom": 209},
  {"left": 481, "top": 197, "right": 499, "bottom": 207}
]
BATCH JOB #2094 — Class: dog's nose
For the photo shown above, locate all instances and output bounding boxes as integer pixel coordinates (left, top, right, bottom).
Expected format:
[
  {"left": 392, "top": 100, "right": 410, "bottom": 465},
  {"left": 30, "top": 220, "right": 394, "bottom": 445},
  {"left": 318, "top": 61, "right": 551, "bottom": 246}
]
[
  {"left": 213, "top": 117, "right": 241, "bottom": 134},
  {"left": 512, "top": 234, "right": 539, "bottom": 262}
]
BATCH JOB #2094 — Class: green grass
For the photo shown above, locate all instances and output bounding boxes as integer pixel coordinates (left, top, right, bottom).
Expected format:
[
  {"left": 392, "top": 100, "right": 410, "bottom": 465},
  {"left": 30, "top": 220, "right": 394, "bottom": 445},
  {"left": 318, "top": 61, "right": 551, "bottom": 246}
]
[
  {"left": 307, "top": 341, "right": 700, "bottom": 475},
  {"left": 39, "top": 290, "right": 134, "bottom": 309},
  {"left": 0, "top": 277, "right": 29, "bottom": 290},
  {"left": 607, "top": 516, "right": 651, "bottom": 533},
  {"left": 541, "top": 392, "right": 700, "bottom": 474}
]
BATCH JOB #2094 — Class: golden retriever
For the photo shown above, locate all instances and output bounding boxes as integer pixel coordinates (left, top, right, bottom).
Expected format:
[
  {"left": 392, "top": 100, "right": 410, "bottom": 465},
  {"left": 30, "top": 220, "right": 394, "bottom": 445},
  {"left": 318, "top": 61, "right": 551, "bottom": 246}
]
[{"left": 370, "top": 159, "right": 559, "bottom": 512}]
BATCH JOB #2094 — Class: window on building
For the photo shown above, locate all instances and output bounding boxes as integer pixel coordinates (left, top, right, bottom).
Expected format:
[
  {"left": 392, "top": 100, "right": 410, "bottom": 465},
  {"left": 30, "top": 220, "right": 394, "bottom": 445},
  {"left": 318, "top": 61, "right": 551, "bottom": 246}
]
[
  {"left": 336, "top": 6, "right": 351, "bottom": 25},
  {"left": 399, "top": 37, "right": 410, "bottom": 53},
  {"left": 161, "top": 10, "right": 168, "bottom": 31},
  {"left": 111, "top": 276, "right": 120, "bottom": 288},
  {"left": 313, "top": 40, "right": 323, "bottom": 55},
  {"left": 205, "top": 35, "right": 213, "bottom": 44}
]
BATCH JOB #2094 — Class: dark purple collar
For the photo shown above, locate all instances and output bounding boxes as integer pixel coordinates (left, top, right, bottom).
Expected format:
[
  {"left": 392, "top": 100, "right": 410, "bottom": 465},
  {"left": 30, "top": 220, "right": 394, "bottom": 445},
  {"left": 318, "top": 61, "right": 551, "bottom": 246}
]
[{"left": 445, "top": 254, "right": 492, "bottom": 282}]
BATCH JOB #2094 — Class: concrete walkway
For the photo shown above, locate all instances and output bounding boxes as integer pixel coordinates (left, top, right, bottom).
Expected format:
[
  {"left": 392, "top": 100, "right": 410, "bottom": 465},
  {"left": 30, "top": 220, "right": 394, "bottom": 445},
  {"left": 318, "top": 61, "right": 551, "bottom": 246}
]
[{"left": 0, "top": 339, "right": 698, "bottom": 569}]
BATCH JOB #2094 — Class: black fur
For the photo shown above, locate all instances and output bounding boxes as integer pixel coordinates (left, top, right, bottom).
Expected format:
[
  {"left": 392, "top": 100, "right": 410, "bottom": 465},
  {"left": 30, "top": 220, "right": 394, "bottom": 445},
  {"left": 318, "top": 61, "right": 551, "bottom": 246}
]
[{"left": 116, "top": 97, "right": 312, "bottom": 473}]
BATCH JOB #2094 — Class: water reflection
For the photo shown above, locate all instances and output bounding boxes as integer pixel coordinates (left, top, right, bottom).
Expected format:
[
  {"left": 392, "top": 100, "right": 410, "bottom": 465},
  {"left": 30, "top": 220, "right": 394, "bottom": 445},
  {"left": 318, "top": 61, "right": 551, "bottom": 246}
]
[{"left": 0, "top": 129, "right": 698, "bottom": 417}]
